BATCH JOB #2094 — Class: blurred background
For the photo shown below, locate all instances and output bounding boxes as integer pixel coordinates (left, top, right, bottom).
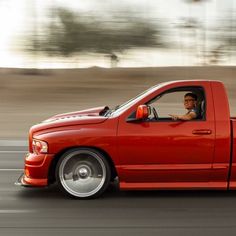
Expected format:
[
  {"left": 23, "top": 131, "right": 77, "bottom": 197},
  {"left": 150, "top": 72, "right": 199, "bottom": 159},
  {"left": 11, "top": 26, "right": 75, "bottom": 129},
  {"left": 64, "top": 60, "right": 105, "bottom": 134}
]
[{"left": 0, "top": 0, "right": 236, "bottom": 138}]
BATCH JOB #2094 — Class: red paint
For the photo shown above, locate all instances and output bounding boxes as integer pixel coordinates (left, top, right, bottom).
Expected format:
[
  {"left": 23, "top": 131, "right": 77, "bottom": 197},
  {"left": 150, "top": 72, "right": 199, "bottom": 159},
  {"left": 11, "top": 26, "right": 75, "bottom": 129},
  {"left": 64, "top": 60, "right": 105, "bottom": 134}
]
[{"left": 19, "top": 80, "right": 236, "bottom": 191}]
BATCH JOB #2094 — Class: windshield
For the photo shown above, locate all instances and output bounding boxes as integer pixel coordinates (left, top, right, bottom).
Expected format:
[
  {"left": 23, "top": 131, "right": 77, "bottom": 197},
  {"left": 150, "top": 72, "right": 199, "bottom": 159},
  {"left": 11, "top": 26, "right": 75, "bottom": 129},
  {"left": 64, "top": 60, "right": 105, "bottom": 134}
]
[{"left": 105, "top": 83, "right": 164, "bottom": 117}]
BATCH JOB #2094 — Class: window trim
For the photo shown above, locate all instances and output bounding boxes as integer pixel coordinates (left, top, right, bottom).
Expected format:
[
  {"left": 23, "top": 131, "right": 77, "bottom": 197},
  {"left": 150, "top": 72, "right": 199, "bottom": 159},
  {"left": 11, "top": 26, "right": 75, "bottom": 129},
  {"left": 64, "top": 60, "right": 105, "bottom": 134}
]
[{"left": 127, "top": 86, "right": 207, "bottom": 123}]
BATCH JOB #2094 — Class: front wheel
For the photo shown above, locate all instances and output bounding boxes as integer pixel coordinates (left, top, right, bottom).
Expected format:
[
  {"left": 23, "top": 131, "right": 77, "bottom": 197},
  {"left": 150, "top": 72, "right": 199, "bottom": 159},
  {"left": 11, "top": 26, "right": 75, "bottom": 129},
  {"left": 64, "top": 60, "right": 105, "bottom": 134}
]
[{"left": 56, "top": 148, "right": 111, "bottom": 199}]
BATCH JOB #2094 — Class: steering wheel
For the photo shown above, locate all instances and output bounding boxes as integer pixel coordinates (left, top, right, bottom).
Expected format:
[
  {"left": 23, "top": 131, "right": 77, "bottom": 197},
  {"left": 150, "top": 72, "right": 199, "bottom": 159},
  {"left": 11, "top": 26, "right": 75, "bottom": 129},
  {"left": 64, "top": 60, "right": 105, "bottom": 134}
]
[{"left": 152, "top": 107, "right": 159, "bottom": 120}]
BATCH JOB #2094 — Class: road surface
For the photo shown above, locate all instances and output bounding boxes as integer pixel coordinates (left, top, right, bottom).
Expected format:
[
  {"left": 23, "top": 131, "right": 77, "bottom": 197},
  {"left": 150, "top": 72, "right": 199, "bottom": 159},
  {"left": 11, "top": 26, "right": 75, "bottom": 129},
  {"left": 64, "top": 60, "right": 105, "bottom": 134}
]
[{"left": 0, "top": 142, "right": 236, "bottom": 236}]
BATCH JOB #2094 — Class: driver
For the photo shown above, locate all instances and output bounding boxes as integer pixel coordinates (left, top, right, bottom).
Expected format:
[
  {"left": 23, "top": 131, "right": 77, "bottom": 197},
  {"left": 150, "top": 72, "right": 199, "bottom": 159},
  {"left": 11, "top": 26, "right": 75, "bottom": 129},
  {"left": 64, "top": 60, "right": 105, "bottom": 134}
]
[{"left": 169, "top": 93, "right": 198, "bottom": 121}]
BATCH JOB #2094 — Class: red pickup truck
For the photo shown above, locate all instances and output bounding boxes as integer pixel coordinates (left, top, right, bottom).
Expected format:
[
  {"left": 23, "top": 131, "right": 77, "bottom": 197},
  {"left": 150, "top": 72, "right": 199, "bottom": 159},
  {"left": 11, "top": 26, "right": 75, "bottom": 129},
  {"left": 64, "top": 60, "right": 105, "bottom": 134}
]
[{"left": 16, "top": 80, "right": 236, "bottom": 199}]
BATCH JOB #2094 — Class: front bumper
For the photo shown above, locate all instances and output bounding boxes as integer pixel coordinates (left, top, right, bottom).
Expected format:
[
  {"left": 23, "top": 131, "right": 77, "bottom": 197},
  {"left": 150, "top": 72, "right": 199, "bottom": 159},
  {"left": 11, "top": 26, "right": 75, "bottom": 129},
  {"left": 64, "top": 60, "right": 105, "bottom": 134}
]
[
  {"left": 15, "top": 173, "right": 30, "bottom": 187},
  {"left": 15, "top": 152, "right": 55, "bottom": 187},
  {"left": 15, "top": 173, "right": 48, "bottom": 187}
]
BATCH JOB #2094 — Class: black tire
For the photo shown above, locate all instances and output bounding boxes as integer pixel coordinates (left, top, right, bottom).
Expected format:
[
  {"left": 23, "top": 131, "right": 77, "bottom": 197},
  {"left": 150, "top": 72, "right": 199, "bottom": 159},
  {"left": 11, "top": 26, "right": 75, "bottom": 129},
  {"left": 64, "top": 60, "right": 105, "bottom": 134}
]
[{"left": 56, "top": 148, "right": 111, "bottom": 199}]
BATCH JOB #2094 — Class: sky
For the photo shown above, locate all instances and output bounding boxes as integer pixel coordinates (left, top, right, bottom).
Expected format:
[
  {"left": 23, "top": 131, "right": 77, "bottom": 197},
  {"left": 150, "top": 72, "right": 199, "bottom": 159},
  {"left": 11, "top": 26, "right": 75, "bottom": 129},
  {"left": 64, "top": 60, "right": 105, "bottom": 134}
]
[{"left": 0, "top": 0, "right": 235, "bottom": 68}]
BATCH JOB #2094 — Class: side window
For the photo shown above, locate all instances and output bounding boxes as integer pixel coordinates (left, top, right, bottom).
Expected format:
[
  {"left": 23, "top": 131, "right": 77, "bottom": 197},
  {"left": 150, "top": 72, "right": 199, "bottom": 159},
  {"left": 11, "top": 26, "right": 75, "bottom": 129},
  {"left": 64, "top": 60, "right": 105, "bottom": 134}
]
[{"left": 147, "top": 87, "right": 206, "bottom": 121}]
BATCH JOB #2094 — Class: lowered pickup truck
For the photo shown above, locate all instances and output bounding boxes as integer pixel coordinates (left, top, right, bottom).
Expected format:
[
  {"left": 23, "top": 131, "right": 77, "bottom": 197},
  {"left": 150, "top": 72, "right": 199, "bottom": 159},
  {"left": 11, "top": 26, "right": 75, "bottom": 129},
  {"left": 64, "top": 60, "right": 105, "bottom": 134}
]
[{"left": 16, "top": 80, "right": 236, "bottom": 199}]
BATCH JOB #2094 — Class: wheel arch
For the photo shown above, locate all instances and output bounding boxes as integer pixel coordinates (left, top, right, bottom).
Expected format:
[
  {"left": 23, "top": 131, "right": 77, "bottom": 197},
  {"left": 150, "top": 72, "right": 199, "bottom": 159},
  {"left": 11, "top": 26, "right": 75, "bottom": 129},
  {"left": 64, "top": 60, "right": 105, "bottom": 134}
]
[{"left": 48, "top": 146, "right": 118, "bottom": 185}]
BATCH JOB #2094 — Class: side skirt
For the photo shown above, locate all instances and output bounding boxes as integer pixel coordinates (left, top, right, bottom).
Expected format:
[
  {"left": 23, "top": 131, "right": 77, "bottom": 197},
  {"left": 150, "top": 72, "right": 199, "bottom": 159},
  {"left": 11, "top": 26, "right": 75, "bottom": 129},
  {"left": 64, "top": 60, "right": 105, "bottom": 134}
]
[{"left": 119, "top": 181, "right": 228, "bottom": 190}]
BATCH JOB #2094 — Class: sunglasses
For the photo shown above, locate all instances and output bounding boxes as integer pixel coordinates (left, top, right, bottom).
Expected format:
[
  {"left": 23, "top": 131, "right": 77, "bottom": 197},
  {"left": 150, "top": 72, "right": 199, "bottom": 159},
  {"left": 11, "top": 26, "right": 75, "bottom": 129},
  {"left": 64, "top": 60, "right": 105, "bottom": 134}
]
[{"left": 184, "top": 99, "right": 195, "bottom": 102}]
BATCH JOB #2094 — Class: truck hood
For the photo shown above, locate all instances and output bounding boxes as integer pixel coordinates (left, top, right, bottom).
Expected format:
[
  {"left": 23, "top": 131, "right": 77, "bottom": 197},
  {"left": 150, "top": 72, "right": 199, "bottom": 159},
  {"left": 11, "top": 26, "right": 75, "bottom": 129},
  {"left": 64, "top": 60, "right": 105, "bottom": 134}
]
[
  {"left": 44, "top": 106, "right": 109, "bottom": 122},
  {"left": 31, "top": 106, "right": 109, "bottom": 133}
]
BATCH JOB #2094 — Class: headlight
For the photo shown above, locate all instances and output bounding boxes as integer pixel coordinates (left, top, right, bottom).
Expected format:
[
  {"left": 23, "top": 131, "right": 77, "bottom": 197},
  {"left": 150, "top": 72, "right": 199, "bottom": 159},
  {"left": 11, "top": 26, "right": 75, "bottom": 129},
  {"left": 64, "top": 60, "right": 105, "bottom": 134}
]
[{"left": 32, "top": 139, "right": 48, "bottom": 154}]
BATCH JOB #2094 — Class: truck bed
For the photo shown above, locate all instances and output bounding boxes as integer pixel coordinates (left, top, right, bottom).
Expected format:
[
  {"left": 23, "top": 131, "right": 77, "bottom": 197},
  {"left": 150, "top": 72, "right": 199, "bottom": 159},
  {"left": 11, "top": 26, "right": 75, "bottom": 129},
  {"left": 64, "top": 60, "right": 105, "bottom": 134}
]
[{"left": 229, "top": 118, "right": 236, "bottom": 189}]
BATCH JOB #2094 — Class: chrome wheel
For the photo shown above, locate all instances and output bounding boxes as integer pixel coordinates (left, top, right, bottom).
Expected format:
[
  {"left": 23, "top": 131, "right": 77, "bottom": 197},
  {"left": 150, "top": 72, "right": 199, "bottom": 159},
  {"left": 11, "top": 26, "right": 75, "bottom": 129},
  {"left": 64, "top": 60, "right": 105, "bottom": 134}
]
[{"left": 57, "top": 148, "right": 110, "bottom": 198}]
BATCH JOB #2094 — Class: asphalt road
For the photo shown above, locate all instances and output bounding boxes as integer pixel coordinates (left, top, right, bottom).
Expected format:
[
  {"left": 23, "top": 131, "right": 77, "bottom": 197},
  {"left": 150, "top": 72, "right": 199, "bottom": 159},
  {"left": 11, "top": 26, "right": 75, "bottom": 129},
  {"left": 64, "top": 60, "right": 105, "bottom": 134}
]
[{"left": 1, "top": 144, "right": 236, "bottom": 236}]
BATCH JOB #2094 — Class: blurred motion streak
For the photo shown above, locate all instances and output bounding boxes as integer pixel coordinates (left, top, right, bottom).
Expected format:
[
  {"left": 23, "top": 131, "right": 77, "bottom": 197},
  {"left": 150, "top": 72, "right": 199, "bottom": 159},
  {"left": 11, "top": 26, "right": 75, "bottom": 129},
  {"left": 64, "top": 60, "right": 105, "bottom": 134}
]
[
  {"left": 0, "top": 0, "right": 235, "bottom": 67},
  {"left": 27, "top": 7, "right": 165, "bottom": 68}
]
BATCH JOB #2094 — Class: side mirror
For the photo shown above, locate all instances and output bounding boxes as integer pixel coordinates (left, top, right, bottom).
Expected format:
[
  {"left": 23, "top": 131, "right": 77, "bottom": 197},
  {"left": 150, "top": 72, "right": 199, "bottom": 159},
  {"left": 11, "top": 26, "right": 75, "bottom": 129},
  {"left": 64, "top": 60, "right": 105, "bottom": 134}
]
[{"left": 136, "top": 105, "right": 149, "bottom": 120}]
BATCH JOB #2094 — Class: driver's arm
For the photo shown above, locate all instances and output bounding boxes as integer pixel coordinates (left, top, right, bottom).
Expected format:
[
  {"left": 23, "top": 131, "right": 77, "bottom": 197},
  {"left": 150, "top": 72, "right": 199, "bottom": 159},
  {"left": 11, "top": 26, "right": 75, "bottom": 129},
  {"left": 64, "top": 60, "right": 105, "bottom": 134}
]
[{"left": 169, "top": 111, "right": 197, "bottom": 121}]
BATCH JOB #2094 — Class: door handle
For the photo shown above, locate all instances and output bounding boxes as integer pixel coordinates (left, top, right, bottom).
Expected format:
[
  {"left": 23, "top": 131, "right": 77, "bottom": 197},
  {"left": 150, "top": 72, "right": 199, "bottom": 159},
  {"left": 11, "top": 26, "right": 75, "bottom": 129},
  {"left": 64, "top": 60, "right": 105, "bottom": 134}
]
[{"left": 192, "top": 129, "right": 212, "bottom": 135}]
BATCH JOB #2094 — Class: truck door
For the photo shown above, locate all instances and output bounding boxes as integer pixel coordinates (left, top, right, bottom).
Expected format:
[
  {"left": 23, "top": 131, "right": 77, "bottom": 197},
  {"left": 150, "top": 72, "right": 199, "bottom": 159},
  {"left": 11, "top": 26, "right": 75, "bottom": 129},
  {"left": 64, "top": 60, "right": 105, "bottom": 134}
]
[{"left": 117, "top": 85, "right": 215, "bottom": 187}]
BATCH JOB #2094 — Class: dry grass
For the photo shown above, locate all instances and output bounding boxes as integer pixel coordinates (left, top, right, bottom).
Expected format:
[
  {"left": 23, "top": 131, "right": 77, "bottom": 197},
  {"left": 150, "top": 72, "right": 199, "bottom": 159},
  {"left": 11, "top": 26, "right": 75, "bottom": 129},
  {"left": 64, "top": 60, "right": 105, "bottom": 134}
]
[{"left": 0, "top": 66, "right": 235, "bottom": 138}]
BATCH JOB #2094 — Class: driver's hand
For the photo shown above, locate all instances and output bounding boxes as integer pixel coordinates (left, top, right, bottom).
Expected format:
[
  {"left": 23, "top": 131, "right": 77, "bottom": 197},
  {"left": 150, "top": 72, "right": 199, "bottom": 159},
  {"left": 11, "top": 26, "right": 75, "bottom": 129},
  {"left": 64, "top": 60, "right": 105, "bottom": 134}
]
[{"left": 169, "top": 114, "right": 178, "bottom": 120}]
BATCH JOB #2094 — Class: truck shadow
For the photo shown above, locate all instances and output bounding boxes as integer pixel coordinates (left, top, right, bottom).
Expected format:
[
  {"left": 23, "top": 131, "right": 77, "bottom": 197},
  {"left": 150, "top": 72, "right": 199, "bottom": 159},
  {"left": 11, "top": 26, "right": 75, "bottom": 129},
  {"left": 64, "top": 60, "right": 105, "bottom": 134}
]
[{"left": 17, "top": 181, "right": 236, "bottom": 200}]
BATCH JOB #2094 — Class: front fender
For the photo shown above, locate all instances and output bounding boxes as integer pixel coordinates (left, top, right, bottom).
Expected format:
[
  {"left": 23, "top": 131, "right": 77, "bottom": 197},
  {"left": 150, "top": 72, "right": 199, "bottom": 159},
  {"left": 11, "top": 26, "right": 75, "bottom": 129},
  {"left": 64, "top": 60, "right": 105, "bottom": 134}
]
[{"left": 33, "top": 118, "right": 119, "bottom": 166}]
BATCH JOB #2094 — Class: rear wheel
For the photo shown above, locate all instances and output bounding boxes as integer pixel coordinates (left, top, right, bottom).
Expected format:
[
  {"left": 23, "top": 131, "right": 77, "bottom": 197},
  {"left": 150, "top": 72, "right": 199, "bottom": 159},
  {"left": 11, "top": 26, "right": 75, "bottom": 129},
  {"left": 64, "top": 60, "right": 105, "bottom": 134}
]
[{"left": 56, "top": 148, "right": 111, "bottom": 199}]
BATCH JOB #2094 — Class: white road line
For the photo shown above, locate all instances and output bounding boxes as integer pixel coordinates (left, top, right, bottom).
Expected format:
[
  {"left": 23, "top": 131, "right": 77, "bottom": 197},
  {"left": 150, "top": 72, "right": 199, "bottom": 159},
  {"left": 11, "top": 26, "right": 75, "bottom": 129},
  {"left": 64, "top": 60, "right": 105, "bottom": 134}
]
[
  {"left": 0, "top": 151, "right": 27, "bottom": 153},
  {"left": 0, "top": 140, "right": 28, "bottom": 147},
  {"left": 0, "top": 210, "right": 34, "bottom": 214},
  {"left": 0, "top": 169, "right": 23, "bottom": 171}
]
